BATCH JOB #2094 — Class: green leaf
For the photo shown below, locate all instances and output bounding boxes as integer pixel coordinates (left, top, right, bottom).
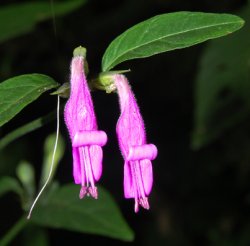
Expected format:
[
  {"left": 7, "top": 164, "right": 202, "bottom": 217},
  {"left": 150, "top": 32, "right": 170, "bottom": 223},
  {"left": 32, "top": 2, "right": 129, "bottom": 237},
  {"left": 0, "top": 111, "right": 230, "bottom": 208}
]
[
  {"left": 0, "top": 0, "right": 86, "bottom": 43},
  {"left": 0, "top": 176, "right": 22, "bottom": 198},
  {"left": 30, "top": 184, "right": 134, "bottom": 241},
  {"left": 192, "top": 5, "right": 250, "bottom": 149},
  {"left": 102, "top": 12, "right": 244, "bottom": 71},
  {"left": 0, "top": 74, "right": 59, "bottom": 127}
]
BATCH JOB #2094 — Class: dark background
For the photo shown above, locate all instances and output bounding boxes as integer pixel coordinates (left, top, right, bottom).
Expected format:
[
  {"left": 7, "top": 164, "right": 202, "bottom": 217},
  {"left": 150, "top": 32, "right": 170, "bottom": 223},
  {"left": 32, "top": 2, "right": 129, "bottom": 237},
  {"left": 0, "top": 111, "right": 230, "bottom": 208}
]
[{"left": 1, "top": 0, "right": 250, "bottom": 245}]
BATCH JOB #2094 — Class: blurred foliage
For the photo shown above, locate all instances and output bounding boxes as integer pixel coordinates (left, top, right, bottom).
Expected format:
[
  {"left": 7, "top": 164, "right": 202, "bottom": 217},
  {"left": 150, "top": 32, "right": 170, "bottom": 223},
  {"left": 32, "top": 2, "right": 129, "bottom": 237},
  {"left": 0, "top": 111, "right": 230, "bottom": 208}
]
[
  {"left": 0, "top": 0, "right": 86, "bottom": 43},
  {"left": 192, "top": 3, "right": 250, "bottom": 149},
  {"left": 0, "top": 111, "right": 55, "bottom": 150},
  {"left": 40, "top": 133, "right": 65, "bottom": 187},
  {"left": 21, "top": 226, "right": 49, "bottom": 246},
  {"left": 0, "top": 176, "right": 22, "bottom": 198},
  {"left": 16, "top": 161, "right": 35, "bottom": 209},
  {"left": 0, "top": 131, "right": 133, "bottom": 245}
]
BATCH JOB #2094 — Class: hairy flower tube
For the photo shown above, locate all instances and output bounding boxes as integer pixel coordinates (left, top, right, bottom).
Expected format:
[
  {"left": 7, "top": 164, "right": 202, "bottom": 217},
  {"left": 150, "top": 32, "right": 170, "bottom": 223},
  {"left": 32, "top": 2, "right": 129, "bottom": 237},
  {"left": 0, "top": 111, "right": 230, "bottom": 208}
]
[
  {"left": 113, "top": 74, "right": 157, "bottom": 212},
  {"left": 64, "top": 47, "right": 107, "bottom": 199}
]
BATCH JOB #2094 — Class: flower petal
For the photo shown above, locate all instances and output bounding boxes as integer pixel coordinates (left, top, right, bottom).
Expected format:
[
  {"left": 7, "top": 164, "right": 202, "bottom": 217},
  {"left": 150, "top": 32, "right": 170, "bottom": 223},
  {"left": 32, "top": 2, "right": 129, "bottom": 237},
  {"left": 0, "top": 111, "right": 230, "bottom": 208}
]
[
  {"left": 89, "top": 145, "right": 103, "bottom": 181},
  {"left": 72, "top": 147, "right": 82, "bottom": 184},
  {"left": 127, "top": 144, "right": 158, "bottom": 161},
  {"left": 140, "top": 159, "right": 153, "bottom": 196},
  {"left": 124, "top": 161, "right": 134, "bottom": 198},
  {"left": 73, "top": 130, "right": 107, "bottom": 147}
]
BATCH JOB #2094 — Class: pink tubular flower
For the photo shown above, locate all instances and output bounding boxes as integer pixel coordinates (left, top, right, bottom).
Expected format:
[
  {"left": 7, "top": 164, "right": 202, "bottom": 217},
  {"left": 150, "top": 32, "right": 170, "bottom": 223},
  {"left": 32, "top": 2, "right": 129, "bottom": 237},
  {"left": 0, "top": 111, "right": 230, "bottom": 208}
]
[
  {"left": 64, "top": 48, "right": 107, "bottom": 199},
  {"left": 113, "top": 74, "right": 157, "bottom": 212}
]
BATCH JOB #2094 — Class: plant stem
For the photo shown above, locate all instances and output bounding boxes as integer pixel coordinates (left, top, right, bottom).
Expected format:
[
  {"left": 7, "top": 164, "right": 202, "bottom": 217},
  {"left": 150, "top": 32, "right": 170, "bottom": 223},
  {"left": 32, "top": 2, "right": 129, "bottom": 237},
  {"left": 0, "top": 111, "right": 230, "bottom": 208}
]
[
  {"left": 0, "top": 216, "right": 27, "bottom": 246},
  {"left": 0, "top": 111, "right": 55, "bottom": 150}
]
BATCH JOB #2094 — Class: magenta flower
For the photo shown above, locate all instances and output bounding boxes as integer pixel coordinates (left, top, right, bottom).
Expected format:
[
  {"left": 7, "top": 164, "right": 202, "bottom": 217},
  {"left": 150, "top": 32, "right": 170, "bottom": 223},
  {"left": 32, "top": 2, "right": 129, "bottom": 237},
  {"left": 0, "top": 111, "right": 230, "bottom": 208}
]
[
  {"left": 64, "top": 48, "right": 107, "bottom": 199},
  {"left": 113, "top": 74, "right": 157, "bottom": 212}
]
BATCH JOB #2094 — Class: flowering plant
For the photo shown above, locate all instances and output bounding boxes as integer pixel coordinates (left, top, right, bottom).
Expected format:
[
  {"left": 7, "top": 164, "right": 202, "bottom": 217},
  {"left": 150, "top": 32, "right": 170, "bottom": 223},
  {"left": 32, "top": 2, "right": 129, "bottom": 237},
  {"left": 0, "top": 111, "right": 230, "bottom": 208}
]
[{"left": 0, "top": 1, "right": 246, "bottom": 245}]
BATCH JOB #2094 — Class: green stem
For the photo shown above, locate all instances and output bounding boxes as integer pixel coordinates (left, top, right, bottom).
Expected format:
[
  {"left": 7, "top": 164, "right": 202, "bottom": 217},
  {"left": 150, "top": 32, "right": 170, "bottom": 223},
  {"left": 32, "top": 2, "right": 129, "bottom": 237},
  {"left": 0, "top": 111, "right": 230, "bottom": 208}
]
[
  {"left": 0, "top": 111, "right": 55, "bottom": 150},
  {"left": 0, "top": 216, "right": 27, "bottom": 246}
]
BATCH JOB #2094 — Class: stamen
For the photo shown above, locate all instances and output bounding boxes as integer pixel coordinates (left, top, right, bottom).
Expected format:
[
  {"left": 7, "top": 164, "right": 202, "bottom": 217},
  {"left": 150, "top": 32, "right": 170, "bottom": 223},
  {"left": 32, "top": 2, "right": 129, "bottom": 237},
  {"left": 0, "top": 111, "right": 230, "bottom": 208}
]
[
  {"left": 139, "top": 197, "right": 150, "bottom": 210},
  {"left": 79, "top": 186, "right": 98, "bottom": 199},
  {"left": 135, "top": 161, "right": 146, "bottom": 199},
  {"left": 89, "top": 186, "right": 98, "bottom": 199},
  {"left": 79, "top": 148, "right": 86, "bottom": 187},
  {"left": 81, "top": 147, "right": 89, "bottom": 187},
  {"left": 131, "top": 160, "right": 150, "bottom": 212},
  {"left": 78, "top": 147, "right": 98, "bottom": 200},
  {"left": 84, "top": 147, "right": 95, "bottom": 188},
  {"left": 79, "top": 186, "right": 87, "bottom": 199},
  {"left": 134, "top": 199, "right": 139, "bottom": 213}
]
